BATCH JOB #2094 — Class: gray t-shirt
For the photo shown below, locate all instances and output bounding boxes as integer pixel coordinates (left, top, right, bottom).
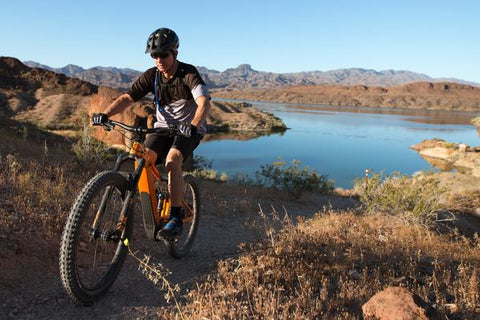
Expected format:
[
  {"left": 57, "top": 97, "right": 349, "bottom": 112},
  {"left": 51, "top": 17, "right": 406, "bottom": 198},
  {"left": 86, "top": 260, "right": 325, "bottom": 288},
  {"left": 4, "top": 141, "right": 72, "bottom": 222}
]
[{"left": 127, "top": 61, "right": 210, "bottom": 134}]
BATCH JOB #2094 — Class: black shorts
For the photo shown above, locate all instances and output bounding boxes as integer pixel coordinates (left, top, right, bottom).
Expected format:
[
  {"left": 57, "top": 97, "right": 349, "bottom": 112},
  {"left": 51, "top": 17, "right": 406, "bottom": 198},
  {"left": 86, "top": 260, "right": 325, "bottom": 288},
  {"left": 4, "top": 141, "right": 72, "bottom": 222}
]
[{"left": 144, "top": 132, "right": 202, "bottom": 165}]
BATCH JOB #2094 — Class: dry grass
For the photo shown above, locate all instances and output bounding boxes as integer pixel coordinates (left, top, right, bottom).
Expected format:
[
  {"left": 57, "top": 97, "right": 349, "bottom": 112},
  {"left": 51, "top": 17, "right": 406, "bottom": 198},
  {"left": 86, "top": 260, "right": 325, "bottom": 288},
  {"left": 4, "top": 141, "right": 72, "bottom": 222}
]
[
  {"left": 2, "top": 140, "right": 478, "bottom": 319},
  {"left": 447, "top": 190, "right": 480, "bottom": 215},
  {"left": 0, "top": 153, "right": 94, "bottom": 240},
  {"left": 157, "top": 209, "right": 480, "bottom": 319},
  {"left": 0, "top": 118, "right": 108, "bottom": 250},
  {"left": 1, "top": 118, "right": 479, "bottom": 318}
]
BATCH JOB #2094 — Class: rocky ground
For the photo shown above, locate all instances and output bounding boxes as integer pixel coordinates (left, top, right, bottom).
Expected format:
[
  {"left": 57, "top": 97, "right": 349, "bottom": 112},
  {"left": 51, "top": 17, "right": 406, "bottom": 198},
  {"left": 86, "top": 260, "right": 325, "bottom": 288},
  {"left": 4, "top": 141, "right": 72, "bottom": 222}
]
[
  {"left": 0, "top": 180, "right": 358, "bottom": 320},
  {"left": 411, "top": 139, "right": 480, "bottom": 177}
]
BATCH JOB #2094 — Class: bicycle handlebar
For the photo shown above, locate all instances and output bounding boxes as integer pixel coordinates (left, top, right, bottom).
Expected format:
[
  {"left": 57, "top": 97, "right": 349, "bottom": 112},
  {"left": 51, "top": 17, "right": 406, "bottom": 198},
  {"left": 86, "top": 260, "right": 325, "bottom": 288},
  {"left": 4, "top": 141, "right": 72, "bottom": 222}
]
[{"left": 98, "top": 120, "right": 192, "bottom": 138}]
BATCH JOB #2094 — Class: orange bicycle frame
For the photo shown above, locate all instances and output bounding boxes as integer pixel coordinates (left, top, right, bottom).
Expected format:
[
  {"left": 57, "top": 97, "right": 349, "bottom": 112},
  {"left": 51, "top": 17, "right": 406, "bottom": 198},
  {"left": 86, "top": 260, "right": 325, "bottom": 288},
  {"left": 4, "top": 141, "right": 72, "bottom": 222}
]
[
  {"left": 129, "top": 140, "right": 194, "bottom": 229},
  {"left": 129, "top": 141, "right": 172, "bottom": 224}
]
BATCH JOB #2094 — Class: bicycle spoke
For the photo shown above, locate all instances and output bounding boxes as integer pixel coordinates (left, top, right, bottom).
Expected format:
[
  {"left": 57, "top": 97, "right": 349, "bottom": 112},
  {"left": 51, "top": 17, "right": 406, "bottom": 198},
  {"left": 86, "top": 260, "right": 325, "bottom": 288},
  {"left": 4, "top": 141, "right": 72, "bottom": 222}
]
[
  {"left": 75, "top": 184, "right": 125, "bottom": 289},
  {"left": 168, "top": 174, "right": 200, "bottom": 258}
]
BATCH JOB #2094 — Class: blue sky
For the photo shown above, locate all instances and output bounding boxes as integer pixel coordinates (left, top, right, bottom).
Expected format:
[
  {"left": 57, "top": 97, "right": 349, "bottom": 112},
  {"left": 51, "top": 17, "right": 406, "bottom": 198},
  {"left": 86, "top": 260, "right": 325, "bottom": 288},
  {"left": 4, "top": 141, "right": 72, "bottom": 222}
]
[{"left": 1, "top": 0, "right": 479, "bottom": 83}]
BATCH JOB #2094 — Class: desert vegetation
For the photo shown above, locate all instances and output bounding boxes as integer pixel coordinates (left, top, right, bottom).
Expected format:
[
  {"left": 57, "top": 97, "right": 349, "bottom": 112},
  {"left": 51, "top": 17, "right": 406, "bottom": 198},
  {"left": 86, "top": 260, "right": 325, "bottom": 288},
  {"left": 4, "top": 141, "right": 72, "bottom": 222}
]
[
  {"left": 156, "top": 209, "right": 480, "bottom": 319},
  {"left": 140, "top": 170, "right": 478, "bottom": 319},
  {"left": 1, "top": 117, "right": 479, "bottom": 319},
  {"left": 353, "top": 171, "right": 445, "bottom": 225}
]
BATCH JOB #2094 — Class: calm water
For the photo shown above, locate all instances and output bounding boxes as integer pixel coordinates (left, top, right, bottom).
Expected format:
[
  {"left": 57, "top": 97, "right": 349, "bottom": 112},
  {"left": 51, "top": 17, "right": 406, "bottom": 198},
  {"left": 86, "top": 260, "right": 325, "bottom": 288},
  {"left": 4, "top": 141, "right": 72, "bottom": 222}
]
[{"left": 196, "top": 100, "right": 480, "bottom": 188}]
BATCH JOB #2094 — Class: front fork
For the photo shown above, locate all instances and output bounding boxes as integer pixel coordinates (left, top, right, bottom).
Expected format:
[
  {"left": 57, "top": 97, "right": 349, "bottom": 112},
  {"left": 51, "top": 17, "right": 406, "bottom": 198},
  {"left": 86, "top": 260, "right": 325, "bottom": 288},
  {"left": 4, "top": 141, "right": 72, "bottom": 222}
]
[
  {"left": 89, "top": 189, "right": 134, "bottom": 242},
  {"left": 115, "top": 152, "right": 162, "bottom": 240},
  {"left": 89, "top": 154, "right": 144, "bottom": 242}
]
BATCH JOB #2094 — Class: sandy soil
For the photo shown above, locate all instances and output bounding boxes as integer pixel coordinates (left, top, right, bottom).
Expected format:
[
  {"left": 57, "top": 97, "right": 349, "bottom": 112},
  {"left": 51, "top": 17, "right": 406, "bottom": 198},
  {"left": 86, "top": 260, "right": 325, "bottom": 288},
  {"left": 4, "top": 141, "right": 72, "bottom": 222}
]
[{"left": 0, "top": 180, "right": 358, "bottom": 319}]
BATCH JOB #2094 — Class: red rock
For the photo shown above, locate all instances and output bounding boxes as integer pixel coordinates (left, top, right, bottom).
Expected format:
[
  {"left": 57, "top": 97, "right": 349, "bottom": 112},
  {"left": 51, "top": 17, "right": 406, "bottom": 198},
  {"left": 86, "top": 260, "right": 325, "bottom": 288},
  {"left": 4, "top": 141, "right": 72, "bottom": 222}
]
[{"left": 362, "top": 286, "right": 441, "bottom": 320}]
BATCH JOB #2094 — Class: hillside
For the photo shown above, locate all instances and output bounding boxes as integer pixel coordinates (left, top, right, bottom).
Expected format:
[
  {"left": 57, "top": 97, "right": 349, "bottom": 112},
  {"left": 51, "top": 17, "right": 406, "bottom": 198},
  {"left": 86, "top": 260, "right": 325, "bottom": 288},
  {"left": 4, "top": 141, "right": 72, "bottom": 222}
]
[
  {"left": 213, "top": 81, "right": 480, "bottom": 111},
  {"left": 1, "top": 57, "right": 285, "bottom": 143},
  {"left": 0, "top": 57, "right": 97, "bottom": 127},
  {"left": 19, "top": 58, "right": 480, "bottom": 112},
  {"left": 24, "top": 60, "right": 479, "bottom": 91}
]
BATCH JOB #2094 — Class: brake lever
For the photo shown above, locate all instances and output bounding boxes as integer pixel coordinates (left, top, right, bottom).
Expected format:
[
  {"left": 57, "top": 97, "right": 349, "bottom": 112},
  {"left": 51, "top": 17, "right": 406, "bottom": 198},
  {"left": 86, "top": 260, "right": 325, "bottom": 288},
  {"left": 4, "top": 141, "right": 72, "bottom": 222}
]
[{"left": 102, "top": 121, "right": 115, "bottom": 132}]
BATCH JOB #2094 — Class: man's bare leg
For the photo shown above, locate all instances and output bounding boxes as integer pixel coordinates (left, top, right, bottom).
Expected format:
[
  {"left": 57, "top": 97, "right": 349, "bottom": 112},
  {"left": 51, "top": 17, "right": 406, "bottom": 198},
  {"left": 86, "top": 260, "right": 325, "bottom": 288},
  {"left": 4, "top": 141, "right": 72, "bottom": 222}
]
[{"left": 165, "top": 148, "right": 184, "bottom": 207}]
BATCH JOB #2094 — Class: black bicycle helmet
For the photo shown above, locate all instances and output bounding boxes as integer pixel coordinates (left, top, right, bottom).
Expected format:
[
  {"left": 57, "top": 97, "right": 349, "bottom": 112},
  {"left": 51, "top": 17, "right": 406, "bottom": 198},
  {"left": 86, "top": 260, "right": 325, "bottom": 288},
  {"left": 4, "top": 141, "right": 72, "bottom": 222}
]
[{"left": 145, "top": 28, "right": 179, "bottom": 54}]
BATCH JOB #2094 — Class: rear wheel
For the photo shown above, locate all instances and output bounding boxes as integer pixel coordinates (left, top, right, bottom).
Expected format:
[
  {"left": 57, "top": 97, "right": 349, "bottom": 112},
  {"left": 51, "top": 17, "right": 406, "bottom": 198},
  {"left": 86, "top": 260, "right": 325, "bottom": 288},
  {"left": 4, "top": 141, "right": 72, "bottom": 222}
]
[
  {"left": 168, "top": 174, "right": 200, "bottom": 258},
  {"left": 59, "top": 171, "right": 133, "bottom": 305}
]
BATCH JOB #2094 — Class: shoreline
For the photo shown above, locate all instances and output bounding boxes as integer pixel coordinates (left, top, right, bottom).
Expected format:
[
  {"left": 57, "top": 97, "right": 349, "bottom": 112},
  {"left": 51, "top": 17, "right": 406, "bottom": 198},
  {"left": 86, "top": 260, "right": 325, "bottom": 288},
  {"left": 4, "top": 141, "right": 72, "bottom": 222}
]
[
  {"left": 211, "top": 82, "right": 480, "bottom": 112},
  {"left": 213, "top": 96, "right": 480, "bottom": 114}
]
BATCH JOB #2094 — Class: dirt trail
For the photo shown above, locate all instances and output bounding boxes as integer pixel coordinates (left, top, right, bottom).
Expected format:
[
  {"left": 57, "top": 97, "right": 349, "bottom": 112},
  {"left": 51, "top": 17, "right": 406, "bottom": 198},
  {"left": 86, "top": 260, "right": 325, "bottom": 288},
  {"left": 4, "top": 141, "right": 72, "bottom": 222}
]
[{"left": 0, "top": 180, "right": 358, "bottom": 320}]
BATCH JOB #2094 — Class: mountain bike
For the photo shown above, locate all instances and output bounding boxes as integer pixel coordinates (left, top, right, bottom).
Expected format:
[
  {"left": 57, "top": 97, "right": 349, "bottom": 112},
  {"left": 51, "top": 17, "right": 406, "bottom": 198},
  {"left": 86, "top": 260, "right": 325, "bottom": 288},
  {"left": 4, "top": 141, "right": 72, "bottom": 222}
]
[{"left": 59, "top": 119, "right": 200, "bottom": 305}]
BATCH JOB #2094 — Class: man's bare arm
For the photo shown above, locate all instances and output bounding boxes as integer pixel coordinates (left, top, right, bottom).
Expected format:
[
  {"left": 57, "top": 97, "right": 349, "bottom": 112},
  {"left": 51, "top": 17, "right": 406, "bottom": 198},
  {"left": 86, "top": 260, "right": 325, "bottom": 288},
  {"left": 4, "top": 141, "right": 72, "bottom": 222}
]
[
  {"left": 103, "top": 93, "right": 134, "bottom": 118},
  {"left": 191, "top": 95, "right": 211, "bottom": 127}
]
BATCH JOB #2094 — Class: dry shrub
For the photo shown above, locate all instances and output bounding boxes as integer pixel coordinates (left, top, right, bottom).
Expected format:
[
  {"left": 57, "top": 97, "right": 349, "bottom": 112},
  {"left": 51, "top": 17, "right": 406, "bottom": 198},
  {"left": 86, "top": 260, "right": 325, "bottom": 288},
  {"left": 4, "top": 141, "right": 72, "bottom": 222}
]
[
  {"left": 354, "top": 171, "right": 445, "bottom": 225},
  {"left": 0, "top": 153, "right": 94, "bottom": 238},
  {"left": 256, "top": 159, "right": 334, "bottom": 199},
  {"left": 447, "top": 190, "right": 480, "bottom": 214},
  {"left": 72, "top": 121, "right": 113, "bottom": 166},
  {"left": 158, "top": 211, "right": 480, "bottom": 319}
]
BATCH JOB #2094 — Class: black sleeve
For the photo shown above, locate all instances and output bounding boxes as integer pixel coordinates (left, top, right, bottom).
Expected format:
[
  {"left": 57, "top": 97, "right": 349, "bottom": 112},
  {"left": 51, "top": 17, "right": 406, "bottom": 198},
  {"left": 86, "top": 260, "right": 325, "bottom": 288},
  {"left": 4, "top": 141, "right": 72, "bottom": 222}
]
[
  {"left": 180, "top": 63, "right": 206, "bottom": 91},
  {"left": 127, "top": 67, "right": 156, "bottom": 101}
]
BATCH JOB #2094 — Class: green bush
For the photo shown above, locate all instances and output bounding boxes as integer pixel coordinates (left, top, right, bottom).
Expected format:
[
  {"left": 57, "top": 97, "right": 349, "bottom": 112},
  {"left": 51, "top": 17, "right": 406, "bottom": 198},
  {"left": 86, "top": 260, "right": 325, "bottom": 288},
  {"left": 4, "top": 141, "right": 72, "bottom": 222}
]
[
  {"left": 354, "top": 171, "right": 445, "bottom": 224},
  {"left": 230, "top": 172, "right": 256, "bottom": 186},
  {"left": 72, "top": 122, "right": 112, "bottom": 165},
  {"left": 255, "top": 159, "right": 334, "bottom": 198},
  {"left": 185, "top": 155, "right": 227, "bottom": 182},
  {"left": 471, "top": 116, "right": 480, "bottom": 126}
]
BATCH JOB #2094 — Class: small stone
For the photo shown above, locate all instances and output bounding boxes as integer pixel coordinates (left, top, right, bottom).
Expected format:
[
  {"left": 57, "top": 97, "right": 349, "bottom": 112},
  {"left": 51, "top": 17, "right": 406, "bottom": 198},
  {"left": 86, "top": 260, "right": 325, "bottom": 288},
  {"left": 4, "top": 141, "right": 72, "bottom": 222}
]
[
  {"left": 458, "top": 144, "right": 469, "bottom": 152},
  {"left": 475, "top": 208, "right": 480, "bottom": 216},
  {"left": 348, "top": 269, "right": 361, "bottom": 280},
  {"left": 444, "top": 303, "right": 458, "bottom": 314}
]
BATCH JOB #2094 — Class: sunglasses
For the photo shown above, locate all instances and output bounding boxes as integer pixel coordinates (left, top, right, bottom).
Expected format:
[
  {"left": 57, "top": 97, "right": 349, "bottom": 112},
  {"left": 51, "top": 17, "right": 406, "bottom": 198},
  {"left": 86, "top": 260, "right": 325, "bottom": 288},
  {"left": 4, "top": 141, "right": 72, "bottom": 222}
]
[{"left": 150, "top": 52, "right": 170, "bottom": 59}]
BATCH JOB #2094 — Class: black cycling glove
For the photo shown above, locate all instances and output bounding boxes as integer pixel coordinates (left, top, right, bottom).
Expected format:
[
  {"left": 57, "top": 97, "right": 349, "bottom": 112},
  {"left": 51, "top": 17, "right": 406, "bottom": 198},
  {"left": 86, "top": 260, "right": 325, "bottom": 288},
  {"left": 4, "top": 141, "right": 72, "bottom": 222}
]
[
  {"left": 92, "top": 113, "right": 109, "bottom": 125},
  {"left": 190, "top": 124, "right": 198, "bottom": 136}
]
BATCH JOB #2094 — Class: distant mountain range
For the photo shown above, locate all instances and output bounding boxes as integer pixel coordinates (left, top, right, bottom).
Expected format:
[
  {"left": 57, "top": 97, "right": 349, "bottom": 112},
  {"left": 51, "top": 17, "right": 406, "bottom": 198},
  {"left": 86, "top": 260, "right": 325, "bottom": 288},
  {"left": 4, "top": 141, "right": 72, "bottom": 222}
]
[
  {"left": 23, "top": 61, "right": 479, "bottom": 91},
  {"left": 3, "top": 57, "right": 479, "bottom": 128},
  {"left": 23, "top": 61, "right": 141, "bottom": 92}
]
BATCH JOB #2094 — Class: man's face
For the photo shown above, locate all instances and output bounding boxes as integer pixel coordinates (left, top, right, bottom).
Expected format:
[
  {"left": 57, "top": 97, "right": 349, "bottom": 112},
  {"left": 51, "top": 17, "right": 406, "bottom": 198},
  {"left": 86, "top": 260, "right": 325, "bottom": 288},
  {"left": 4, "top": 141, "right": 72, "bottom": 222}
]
[{"left": 151, "top": 51, "right": 175, "bottom": 73}]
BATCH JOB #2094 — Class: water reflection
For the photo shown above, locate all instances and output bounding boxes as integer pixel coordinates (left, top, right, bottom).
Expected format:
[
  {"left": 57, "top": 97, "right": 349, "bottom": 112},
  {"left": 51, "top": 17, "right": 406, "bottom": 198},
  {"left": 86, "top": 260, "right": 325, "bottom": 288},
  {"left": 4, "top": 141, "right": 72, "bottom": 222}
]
[
  {"left": 241, "top": 100, "right": 479, "bottom": 126},
  {"left": 203, "top": 129, "right": 286, "bottom": 142},
  {"left": 199, "top": 100, "right": 480, "bottom": 188}
]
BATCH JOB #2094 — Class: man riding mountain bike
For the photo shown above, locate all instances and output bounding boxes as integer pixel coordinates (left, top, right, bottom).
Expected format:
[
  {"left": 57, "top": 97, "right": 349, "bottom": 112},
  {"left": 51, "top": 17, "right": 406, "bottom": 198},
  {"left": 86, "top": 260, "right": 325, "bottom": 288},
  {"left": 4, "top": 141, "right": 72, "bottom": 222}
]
[{"left": 92, "top": 27, "right": 211, "bottom": 240}]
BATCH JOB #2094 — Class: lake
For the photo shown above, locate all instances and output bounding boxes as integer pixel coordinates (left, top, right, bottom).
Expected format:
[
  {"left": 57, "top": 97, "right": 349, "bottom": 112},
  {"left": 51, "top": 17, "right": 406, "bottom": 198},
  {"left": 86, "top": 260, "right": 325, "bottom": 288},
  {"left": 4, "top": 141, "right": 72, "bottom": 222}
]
[{"left": 196, "top": 100, "right": 480, "bottom": 188}]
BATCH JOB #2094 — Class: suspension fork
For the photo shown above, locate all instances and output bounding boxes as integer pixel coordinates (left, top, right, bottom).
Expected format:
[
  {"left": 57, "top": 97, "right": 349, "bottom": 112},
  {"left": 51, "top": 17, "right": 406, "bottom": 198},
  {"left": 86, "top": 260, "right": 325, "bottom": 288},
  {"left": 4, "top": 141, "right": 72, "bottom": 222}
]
[
  {"left": 91, "top": 186, "right": 115, "bottom": 231},
  {"left": 90, "top": 156, "right": 145, "bottom": 241},
  {"left": 91, "top": 153, "right": 134, "bottom": 230},
  {"left": 90, "top": 188, "right": 136, "bottom": 242}
]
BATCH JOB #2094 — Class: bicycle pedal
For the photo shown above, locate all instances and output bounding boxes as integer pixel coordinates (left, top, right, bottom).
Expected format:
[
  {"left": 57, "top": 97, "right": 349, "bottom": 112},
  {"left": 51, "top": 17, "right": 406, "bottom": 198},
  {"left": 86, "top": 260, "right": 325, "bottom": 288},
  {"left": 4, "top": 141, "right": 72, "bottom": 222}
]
[{"left": 158, "top": 228, "right": 182, "bottom": 240}]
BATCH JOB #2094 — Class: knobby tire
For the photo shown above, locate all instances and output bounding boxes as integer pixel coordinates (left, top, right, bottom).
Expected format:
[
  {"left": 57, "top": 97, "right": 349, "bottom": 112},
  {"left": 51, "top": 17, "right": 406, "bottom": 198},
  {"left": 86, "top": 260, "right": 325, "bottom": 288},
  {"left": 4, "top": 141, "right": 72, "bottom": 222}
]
[
  {"left": 168, "top": 174, "right": 200, "bottom": 258},
  {"left": 59, "top": 171, "right": 133, "bottom": 305}
]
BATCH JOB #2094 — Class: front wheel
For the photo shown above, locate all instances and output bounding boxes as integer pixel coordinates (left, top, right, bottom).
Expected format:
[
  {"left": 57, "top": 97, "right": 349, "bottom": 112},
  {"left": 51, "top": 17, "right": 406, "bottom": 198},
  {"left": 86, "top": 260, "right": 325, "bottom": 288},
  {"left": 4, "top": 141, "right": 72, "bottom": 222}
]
[
  {"left": 59, "top": 171, "right": 133, "bottom": 305},
  {"left": 168, "top": 174, "right": 200, "bottom": 258}
]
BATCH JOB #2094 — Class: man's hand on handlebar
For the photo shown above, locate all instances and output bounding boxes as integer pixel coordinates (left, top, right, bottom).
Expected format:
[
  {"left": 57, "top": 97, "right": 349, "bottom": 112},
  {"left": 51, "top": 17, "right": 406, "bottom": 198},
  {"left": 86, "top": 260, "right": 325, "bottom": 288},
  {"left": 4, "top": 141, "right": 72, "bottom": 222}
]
[
  {"left": 92, "top": 113, "right": 109, "bottom": 126},
  {"left": 94, "top": 118, "right": 197, "bottom": 137},
  {"left": 176, "top": 123, "right": 198, "bottom": 138}
]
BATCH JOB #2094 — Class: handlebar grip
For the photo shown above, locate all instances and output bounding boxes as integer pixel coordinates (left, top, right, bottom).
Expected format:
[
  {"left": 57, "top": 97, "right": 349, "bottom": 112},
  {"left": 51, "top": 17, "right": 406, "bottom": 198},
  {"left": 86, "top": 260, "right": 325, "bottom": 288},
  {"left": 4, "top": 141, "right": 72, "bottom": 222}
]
[{"left": 100, "top": 119, "right": 192, "bottom": 137}]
